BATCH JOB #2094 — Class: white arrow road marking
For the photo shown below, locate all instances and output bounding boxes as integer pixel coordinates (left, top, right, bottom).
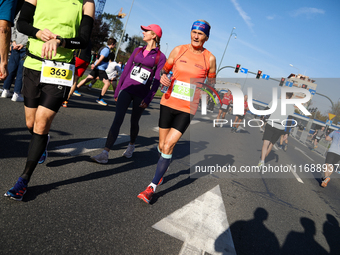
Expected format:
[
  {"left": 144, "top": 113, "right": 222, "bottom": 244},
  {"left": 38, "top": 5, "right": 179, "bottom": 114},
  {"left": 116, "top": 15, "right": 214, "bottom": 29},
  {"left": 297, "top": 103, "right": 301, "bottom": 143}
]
[
  {"left": 287, "top": 164, "right": 304, "bottom": 183},
  {"left": 294, "top": 147, "right": 314, "bottom": 162},
  {"left": 152, "top": 185, "right": 236, "bottom": 255},
  {"left": 50, "top": 134, "right": 130, "bottom": 156}
]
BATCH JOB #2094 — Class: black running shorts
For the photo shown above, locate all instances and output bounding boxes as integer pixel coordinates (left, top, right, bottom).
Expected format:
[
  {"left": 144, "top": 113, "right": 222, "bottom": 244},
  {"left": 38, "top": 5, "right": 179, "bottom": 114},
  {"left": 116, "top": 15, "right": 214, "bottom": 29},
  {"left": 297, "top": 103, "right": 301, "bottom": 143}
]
[
  {"left": 159, "top": 105, "right": 194, "bottom": 134},
  {"left": 22, "top": 67, "right": 70, "bottom": 113},
  {"left": 325, "top": 152, "right": 340, "bottom": 165},
  {"left": 262, "top": 124, "right": 284, "bottom": 144},
  {"left": 89, "top": 68, "right": 109, "bottom": 80}
]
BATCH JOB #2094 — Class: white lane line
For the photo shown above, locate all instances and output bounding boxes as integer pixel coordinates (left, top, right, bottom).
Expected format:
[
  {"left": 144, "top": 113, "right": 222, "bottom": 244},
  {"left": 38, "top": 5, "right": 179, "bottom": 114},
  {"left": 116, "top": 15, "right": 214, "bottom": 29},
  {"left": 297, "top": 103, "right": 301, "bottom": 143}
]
[
  {"left": 273, "top": 144, "right": 278, "bottom": 150},
  {"left": 287, "top": 164, "right": 304, "bottom": 183},
  {"left": 50, "top": 134, "right": 130, "bottom": 156},
  {"left": 294, "top": 147, "right": 314, "bottom": 162}
]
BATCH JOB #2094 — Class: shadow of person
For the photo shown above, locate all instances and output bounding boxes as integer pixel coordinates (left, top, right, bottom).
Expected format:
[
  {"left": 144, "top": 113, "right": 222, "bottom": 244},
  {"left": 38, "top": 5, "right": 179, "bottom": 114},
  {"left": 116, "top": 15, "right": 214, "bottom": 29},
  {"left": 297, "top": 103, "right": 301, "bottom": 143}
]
[
  {"left": 221, "top": 207, "right": 280, "bottom": 255},
  {"left": 323, "top": 214, "right": 340, "bottom": 255},
  {"left": 281, "top": 217, "right": 328, "bottom": 255}
]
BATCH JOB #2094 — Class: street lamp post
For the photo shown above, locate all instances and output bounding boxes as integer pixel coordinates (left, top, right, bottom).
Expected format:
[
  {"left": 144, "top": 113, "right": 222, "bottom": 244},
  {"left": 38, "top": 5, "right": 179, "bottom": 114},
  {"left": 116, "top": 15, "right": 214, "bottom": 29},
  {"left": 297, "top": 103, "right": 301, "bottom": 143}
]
[
  {"left": 165, "top": 43, "right": 168, "bottom": 56},
  {"left": 217, "top": 27, "right": 237, "bottom": 73},
  {"left": 289, "top": 64, "right": 300, "bottom": 75},
  {"left": 114, "top": 0, "right": 135, "bottom": 61}
]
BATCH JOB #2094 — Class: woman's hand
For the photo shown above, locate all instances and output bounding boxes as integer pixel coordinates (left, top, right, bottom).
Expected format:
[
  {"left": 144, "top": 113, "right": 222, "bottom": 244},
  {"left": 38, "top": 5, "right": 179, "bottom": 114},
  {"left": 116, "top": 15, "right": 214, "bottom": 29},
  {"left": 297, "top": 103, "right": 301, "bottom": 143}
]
[
  {"left": 139, "top": 100, "right": 148, "bottom": 108},
  {"left": 41, "top": 39, "right": 59, "bottom": 59},
  {"left": 160, "top": 73, "right": 171, "bottom": 87}
]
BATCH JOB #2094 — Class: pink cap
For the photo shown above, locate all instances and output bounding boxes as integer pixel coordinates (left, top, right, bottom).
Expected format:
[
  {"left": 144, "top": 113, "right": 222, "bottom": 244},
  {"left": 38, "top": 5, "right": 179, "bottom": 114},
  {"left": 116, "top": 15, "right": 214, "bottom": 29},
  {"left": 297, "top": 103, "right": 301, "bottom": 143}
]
[{"left": 141, "top": 24, "right": 162, "bottom": 38}]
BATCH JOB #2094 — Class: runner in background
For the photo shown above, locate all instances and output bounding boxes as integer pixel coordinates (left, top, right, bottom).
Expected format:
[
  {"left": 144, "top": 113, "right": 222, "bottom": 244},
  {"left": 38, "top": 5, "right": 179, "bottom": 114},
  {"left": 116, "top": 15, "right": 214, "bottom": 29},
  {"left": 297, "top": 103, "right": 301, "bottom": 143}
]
[
  {"left": 74, "top": 38, "right": 116, "bottom": 105},
  {"left": 215, "top": 90, "right": 232, "bottom": 127},
  {"left": 258, "top": 93, "right": 295, "bottom": 169},
  {"left": 231, "top": 95, "right": 249, "bottom": 133},
  {"left": 4, "top": 0, "right": 94, "bottom": 201},
  {"left": 137, "top": 20, "right": 216, "bottom": 204},
  {"left": 312, "top": 126, "right": 325, "bottom": 151},
  {"left": 278, "top": 119, "right": 295, "bottom": 151},
  {"left": 321, "top": 129, "right": 340, "bottom": 187}
]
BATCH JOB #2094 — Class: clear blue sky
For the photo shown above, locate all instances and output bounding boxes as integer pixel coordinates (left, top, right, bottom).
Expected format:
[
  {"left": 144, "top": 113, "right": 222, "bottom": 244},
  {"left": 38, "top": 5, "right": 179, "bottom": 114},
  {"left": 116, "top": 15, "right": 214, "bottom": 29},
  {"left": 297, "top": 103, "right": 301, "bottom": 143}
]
[{"left": 102, "top": 0, "right": 340, "bottom": 114}]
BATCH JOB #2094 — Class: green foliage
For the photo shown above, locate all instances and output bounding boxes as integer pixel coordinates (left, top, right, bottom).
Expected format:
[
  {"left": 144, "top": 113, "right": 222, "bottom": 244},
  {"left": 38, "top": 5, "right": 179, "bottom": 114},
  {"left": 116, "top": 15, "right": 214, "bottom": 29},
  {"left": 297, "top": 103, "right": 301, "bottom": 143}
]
[
  {"left": 125, "top": 35, "right": 146, "bottom": 54},
  {"left": 101, "top": 12, "right": 124, "bottom": 39}
]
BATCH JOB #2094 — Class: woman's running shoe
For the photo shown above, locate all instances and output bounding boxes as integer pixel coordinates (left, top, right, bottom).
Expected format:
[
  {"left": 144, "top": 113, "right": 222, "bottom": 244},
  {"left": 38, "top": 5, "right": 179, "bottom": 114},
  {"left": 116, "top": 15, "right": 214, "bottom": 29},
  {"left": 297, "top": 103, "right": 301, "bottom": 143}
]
[
  {"left": 91, "top": 151, "right": 108, "bottom": 164},
  {"left": 62, "top": 101, "right": 68, "bottom": 107},
  {"left": 137, "top": 186, "right": 154, "bottom": 204}
]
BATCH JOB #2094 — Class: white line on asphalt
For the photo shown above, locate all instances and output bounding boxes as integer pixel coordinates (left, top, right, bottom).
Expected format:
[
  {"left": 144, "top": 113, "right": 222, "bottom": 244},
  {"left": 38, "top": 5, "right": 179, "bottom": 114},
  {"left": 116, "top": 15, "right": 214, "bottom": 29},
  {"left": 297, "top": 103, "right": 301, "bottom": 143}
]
[
  {"left": 287, "top": 164, "right": 304, "bottom": 183},
  {"left": 273, "top": 144, "right": 278, "bottom": 150},
  {"left": 294, "top": 147, "right": 314, "bottom": 162},
  {"left": 50, "top": 134, "right": 130, "bottom": 156}
]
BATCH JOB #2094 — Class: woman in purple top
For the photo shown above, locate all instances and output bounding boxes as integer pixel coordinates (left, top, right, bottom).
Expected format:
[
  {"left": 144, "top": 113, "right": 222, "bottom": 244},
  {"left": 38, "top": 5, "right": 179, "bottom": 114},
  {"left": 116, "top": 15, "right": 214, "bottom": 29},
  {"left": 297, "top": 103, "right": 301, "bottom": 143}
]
[{"left": 91, "top": 24, "right": 166, "bottom": 163}]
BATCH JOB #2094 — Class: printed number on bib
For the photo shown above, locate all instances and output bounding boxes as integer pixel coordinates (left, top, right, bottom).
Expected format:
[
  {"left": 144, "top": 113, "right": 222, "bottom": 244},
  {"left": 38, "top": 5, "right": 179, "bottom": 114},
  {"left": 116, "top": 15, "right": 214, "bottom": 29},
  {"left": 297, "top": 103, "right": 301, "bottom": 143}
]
[
  {"left": 130, "top": 66, "right": 151, "bottom": 85},
  {"left": 40, "top": 60, "right": 75, "bottom": 87},
  {"left": 222, "top": 104, "right": 228, "bottom": 109},
  {"left": 171, "top": 80, "right": 196, "bottom": 101}
]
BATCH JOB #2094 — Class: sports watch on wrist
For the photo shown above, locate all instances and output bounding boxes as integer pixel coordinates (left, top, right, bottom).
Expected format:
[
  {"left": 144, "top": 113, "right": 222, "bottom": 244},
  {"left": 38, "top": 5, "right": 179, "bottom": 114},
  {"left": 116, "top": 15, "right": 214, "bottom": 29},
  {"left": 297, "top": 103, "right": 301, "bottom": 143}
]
[{"left": 56, "top": 36, "right": 65, "bottom": 48}]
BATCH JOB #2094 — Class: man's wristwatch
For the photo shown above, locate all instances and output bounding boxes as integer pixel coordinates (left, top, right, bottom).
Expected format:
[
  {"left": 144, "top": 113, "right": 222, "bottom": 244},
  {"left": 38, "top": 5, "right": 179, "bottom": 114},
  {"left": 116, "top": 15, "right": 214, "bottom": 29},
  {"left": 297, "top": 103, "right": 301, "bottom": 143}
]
[{"left": 56, "top": 36, "right": 65, "bottom": 48}]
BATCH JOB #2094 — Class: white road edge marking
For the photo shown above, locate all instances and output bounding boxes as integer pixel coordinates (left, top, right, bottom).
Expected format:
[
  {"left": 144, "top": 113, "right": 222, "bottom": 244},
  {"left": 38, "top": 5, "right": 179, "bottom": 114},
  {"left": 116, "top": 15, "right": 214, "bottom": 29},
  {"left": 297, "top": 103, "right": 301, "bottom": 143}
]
[
  {"left": 50, "top": 134, "right": 130, "bottom": 156},
  {"left": 287, "top": 164, "right": 304, "bottom": 183},
  {"left": 294, "top": 147, "right": 314, "bottom": 162}
]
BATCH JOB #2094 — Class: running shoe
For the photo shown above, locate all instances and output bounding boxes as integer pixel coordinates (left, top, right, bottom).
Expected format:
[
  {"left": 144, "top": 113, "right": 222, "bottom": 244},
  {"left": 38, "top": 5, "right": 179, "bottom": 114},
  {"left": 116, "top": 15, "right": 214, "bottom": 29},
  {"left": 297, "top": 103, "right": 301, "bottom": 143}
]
[
  {"left": 87, "top": 84, "right": 92, "bottom": 90},
  {"left": 123, "top": 144, "right": 135, "bottom": 158},
  {"left": 91, "top": 151, "right": 108, "bottom": 164},
  {"left": 258, "top": 161, "right": 264, "bottom": 170},
  {"left": 321, "top": 177, "right": 330, "bottom": 187},
  {"left": 73, "top": 90, "right": 81, "bottom": 96},
  {"left": 62, "top": 101, "right": 68, "bottom": 107},
  {"left": 96, "top": 99, "right": 107, "bottom": 106},
  {"left": 231, "top": 127, "right": 235, "bottom": 133},
  {"left": 1, "top": 89, "right": 12, "bottom": 98},
  {"left": 11, "top": 93, "right": 24, "bottom": 102},
  {"left": 38, "top": 134, "right": 50, "bottom": 164},
  {"left": 4, "top": 177, "right": 28, "bottom": 201},
  {"left": 137, "top": 186, "right": 154, "bottom": 204},
  {"left": 283, "top": 144, "right": 288, "bottom": 152}
]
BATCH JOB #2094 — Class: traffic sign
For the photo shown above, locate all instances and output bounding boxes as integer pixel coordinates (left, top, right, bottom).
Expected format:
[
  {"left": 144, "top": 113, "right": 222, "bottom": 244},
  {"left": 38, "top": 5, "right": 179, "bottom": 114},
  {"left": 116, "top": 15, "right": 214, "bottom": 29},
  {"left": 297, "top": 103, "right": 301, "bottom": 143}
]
[
  {"left": 240, "top": 67, "right": 248, "bottom": 74},
  {"left": 285, "top": 81, "right": 293, "bottom": 87},
  {"left": 326, "top": 119, "right": 333, "bottom": 126},
  {"left": 328, "top": 113, "right": 336, "bottom": 120},
  {"left": 309, "top": 89, "right": 316, "bottom": 95},
  {"left": 262, "top": 74, "right": 270, "bottom": 80}
]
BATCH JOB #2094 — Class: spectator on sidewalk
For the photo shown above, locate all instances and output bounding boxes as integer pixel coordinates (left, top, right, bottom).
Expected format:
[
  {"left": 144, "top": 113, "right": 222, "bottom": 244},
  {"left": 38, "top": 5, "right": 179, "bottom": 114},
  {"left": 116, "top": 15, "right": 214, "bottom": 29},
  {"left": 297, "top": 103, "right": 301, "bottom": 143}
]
[
  {"left": 1, "top": 11, "right": 28, "bottom": 102},
  {"left": 0, "top": 0, "right": 20, "bottom": 81}
]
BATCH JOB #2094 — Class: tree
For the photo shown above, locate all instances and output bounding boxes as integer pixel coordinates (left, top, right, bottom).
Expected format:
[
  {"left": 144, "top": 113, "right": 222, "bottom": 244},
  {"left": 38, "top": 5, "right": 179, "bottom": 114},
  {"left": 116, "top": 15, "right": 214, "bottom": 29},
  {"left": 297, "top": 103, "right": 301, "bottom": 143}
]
[
  {"left": 125, "top": 35, "right": 145, "bottom": 54},
  {"left": 91, "top": 18, "right": 110, "bottom": 51},
  {"left": 101, "top": 12, "right": 124, "bottom": 40}
]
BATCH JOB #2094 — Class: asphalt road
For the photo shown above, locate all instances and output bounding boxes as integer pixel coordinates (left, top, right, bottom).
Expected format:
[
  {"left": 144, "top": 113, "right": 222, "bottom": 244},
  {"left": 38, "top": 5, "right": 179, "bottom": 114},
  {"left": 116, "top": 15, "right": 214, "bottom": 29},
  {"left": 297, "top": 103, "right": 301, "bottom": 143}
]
[{"left": 1, "top": 86, "right": 339, "bottom": 255}]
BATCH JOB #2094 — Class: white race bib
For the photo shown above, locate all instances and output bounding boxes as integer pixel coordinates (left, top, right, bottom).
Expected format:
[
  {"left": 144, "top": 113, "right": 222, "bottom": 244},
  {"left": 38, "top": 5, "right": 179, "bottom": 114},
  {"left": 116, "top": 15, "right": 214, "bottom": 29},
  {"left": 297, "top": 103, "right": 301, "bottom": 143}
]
[
  {"left": 130, "top": 66, "right": 151, "bottom": 85},
  {"left": 40, "top": 60, "right": 75, "bottom": 87},
  {"left": 222, "top": 104, "right": 228, "bottom": 109},
  {"left": 171, "top": 80, "right": 196, "bottom": 101}
]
